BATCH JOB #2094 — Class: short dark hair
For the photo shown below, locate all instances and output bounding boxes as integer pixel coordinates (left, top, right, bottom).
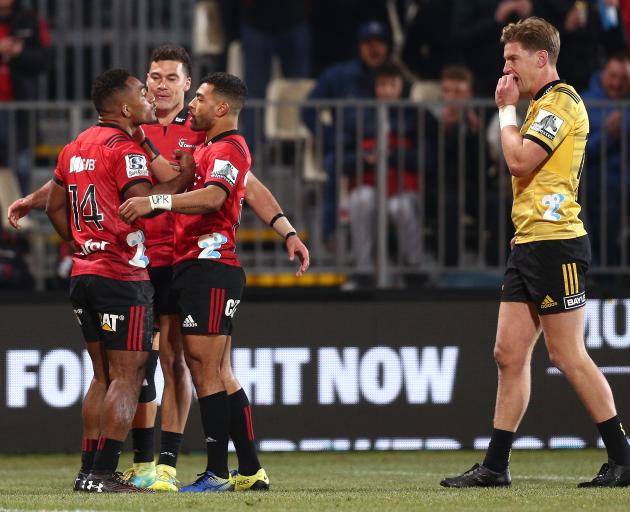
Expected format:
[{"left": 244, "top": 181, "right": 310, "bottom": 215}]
[
  {"left": 200, "top": 72, "right": 248, "bottom": 112},
  {"left": 91, "top": 68, "right": 131, "bottom": 114},
  {"left": 441, "top": 65, "right": 474, "bottom": 86},
  {"left": 375, "top": 61, "right": 403, "bottom": 80},
  {"left": 150, "top": 44, "right": 192, "bottom": 77}
]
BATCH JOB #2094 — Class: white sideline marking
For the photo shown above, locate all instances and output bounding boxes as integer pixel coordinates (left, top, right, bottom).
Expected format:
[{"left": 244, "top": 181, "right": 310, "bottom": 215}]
[
  {"left": 349, "top": 469, "right": 589, "bottom": 481},
  {"left": 547, "top": 366, "right": 630, "bottom": 375}
]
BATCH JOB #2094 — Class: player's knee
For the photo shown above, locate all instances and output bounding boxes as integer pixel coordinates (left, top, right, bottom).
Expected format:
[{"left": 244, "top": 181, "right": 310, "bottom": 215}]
[
  {"left": 138, "top": 350, "right": 159, "bottom": 403},
  {"left": 162, "top": 353, "right": 189, "bottom": 384},
  {"left": 348, "top": 187, "right": 375, "bottom": 212},
  {"left": 547, "top": 347, "right": 581, "bottom": 374},
  {"left": 493, "top": 343, "right": 526, "bottom": 371}
]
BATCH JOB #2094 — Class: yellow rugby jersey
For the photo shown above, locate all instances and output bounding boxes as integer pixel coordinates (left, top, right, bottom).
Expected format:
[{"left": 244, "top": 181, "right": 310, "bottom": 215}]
[{"left": 512, "top": 80, "right": 588, "bottom": 243}]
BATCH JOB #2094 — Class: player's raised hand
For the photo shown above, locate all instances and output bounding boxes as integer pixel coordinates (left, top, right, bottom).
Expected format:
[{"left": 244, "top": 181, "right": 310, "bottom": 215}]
[
  {"left": 286, "top": 235, "right": 310, "bottom": 276},
  {"left": 495, "top": 74, "right": 519, "bottom": 108},
  {"left": 119, "top": 196, "right": 152, "bottom": 224},
  {"left": 172, "top": 149, "right": 196, "bottom": 183},
  {"left": 7, "top": 196, "right": 33, "bottom": 230}
]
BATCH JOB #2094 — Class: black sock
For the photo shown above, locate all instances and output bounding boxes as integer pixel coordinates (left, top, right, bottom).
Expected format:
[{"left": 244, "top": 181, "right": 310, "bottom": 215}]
[
  {"left": 91, "top": 437, "right": 124, "bottom": 473},
  {"left": 229, "top": 388, "right": 261, "bottom": 476},
  {"left": 158, "top": 431, "right": 183, "bottom": 468},
  {"left": 483, "top": 428, "right": 514, "bottom": 472},
  {"left": 131, "top": 427, "right": 155, "bottom": 463},
  {"left": 80, "top": 438, "right": 97, "bottom": 473},
  {"left": 198, "top": 391, "right": 230, "bottom": 479},
  {"left": 597, "top": 415, "right": 630, "bottom": 465}
]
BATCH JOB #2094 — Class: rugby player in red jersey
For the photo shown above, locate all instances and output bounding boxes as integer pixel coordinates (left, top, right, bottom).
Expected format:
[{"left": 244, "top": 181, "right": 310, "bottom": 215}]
[
  {"left": 121, "top": 45, "right": 205, "bottom": 492},
  {"left": 45, "top": 68, "right": 194, "bottom": 493},
  {"left": 120, "top": 72, "right": 309, "bottom": 492}
]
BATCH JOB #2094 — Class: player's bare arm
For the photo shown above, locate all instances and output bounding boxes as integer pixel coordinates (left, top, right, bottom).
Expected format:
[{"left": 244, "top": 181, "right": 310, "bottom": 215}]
[
  {"left": 496, "top": 75, "right": 548, "bottom": 177},
  {"left": 7, "top": 179, "right": 53, "bottom": 229},
  {"left": 45, "top": 181, "right": 72, "bottom": 241},
  {"left": 245, "top": 173, "right": 310, "bottom": 276},
  {"left": 133, "top": 125, "right": 189, "bottom": 182},
  {"left": 122, "top": 150, "right": 196, "bottom": 205},
  {"left": 118, "top": 184, "right": 228, "bottom": 223}
]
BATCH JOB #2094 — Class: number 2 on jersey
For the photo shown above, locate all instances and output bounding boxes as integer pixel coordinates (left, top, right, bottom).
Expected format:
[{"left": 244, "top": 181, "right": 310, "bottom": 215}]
[
  {"left": 127, "top": 230, "right": 149, "bottom": 268},
  {"left": 542, "top": 193, "right": 565, "bottom": 221},
  {"left": 198, "top": 233, "right": 228, "bottom": 259}
]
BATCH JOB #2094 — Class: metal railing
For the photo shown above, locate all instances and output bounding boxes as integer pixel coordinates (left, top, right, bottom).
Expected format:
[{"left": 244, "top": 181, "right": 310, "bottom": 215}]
[
  {"left": 1, "top": 98, "right": 628, "bottom": 290},
  {"left": 20, "top": 0, "right": 196, "bottom": 101}
]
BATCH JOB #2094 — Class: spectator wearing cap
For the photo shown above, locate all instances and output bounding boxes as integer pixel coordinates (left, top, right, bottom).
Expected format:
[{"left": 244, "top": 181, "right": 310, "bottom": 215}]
[{"left": 302, "top": 20, "right": 391, "bottom": 241}]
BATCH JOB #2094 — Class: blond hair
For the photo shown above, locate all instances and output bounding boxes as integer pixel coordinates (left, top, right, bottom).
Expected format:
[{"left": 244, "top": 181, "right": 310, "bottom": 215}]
[{"left": 500, "top": 17, "right": 560, "bottom": 66}]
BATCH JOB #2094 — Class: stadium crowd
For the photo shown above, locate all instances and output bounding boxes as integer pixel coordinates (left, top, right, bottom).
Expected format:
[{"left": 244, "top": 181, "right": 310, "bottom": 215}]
[{"left": 2, "top": 0, "right": 630, "bottom": 284}]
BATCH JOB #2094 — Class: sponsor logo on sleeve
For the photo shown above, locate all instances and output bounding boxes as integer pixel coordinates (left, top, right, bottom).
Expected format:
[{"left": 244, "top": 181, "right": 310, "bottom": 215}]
[
  {"left": 125, "top": 154, "right": 149, "bottom": 178},
  {"left": 530, "top": 109, "right": 564, "bottom": 140},
  {"left": 210, "top": 159, "right": 239, "bottom": 186}
]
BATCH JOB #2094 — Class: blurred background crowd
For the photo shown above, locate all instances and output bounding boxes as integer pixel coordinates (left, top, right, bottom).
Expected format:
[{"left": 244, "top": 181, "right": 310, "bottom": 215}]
[{"left": 1, "top": 0, "right": 630, "bottom": 291}]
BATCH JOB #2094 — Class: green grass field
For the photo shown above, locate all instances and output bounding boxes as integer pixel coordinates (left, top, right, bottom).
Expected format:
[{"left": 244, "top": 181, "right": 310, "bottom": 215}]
[{"left": 0, "top": 450, "right": 628, "bottom": 511}]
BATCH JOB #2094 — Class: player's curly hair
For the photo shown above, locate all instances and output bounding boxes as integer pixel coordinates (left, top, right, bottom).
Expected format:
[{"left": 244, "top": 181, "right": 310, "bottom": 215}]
[
  {"left": 150, "top": 44, "right": 192, "bottom": 77},
  {"left": 91, "top": 68, "right": 131, "bottom": 114},
  {"left": 501, "top": 17, "right": 560, "bottom": 66},
  {"left": 200, "top": 72, "right": 248, "bottom": 113}
]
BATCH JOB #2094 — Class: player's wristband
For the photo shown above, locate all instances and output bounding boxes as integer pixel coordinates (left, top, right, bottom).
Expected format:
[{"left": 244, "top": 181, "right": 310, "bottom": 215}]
[
  {"left": 498, "top": 105, "right": 517, "bottom": 130},
  {"left": 285, "top": 231, "right": 297, "bottom": 241},
  {"left": 272, "top": 215, "right": 296, "bottom": 239},
  {"left": 269, "top": 212, "right": 286, "bottom": 227},
  {"left": 141, "top": 138, "right": 160, "bottom": 162},
  {"left": 149, "top": 194, "right": 172, "bottom": 211}
]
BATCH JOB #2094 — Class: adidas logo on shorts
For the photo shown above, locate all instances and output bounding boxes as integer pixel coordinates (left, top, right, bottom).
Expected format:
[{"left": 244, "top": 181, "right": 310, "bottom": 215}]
[
  {"left": 182, "top": 315, "right": 197, "bottom": 328},
  {"left": 540, "top": 295, "right": 558, "bottom": 309}
]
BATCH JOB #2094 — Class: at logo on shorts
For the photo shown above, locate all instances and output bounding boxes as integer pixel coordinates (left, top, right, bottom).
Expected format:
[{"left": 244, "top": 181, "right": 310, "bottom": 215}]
[{"left": 99, "top": 313, "right": 124, "bottom": 332}]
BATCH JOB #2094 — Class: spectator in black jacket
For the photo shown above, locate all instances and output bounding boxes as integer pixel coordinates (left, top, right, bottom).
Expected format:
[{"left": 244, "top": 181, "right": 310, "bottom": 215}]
[
  {"left": 0, "top": 0, "right": 52, "bottom": 193},
  {"left": 451, "top": 0, "right": 532, "bottom": 97}
]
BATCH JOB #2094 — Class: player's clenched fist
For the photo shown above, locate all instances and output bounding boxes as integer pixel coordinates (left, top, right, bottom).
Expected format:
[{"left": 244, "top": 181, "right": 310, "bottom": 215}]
[
  {"left": 119, "top": 196, "right": 152, "bottom": 224},
  {"left": 495, "top": 74, "right": 519, "bottom": 108}
]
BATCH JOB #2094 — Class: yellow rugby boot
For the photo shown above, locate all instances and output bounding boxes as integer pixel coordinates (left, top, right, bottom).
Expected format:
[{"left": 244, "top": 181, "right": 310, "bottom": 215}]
[
  {"left": 148, "top": 464, "right": 179, "bottom": 492},
  {"left": 230, "top": 468, "right": 270, "bottom": 491},
  {"left": 121, "top": 460, "right": 156, "bottom": 488}
]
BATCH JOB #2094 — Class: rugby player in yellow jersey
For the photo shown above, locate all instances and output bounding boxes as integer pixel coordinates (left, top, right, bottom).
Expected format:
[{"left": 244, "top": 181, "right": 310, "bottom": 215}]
[{"left": 441, "top": 17, "right": 630, "bottom": 488}]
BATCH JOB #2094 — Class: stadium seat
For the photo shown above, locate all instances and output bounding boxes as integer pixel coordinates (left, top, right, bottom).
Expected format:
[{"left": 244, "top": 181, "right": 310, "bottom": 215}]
[
  {"left": 410, "top": 80, "right": 441, "bottom": 103},
  {"left": 227, "top": 40, "right": 243, "bottom": 79},
  {"left": 192, "top": 0, "right": 225, "bottom": 56},
  {"left": 0, "top": 167, "right": 32, "bottom": 230},
  {"left": 263, "top": 78, "right": 327, "bottom": 182},
  {"left": 264, "top": 78, "right": 315, "bottom": 141}
]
